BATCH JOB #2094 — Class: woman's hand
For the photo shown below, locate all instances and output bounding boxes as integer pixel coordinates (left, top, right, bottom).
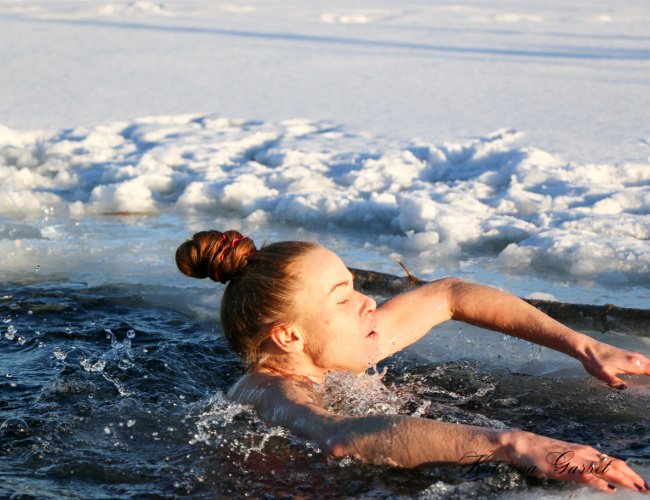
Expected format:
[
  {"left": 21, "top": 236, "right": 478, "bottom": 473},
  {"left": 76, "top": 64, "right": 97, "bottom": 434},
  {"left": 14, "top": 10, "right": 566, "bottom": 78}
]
[
  {"left": 577, "top": 340, "right": 650, "bottom": 389},
  {"left": 503, "top": 431, "right": 648, "bottom": 493}
]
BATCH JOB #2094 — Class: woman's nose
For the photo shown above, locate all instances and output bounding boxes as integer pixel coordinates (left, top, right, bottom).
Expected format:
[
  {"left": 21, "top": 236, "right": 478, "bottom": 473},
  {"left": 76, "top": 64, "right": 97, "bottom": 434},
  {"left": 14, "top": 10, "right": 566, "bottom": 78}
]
[{"left": 359, "top": 293, "right": 376, "bottom": 316}]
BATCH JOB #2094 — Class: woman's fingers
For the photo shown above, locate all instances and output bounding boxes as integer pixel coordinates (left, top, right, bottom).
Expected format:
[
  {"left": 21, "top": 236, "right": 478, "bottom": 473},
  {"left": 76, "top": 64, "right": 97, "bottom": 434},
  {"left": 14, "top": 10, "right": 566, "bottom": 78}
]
[
  {"left": 582, "top": 345, "right": 650, "bottom": 387},
  {"left": 601, "top": 458, "right": 648, "bottom": 492},
  {"left": 616, "top": 352, "right": 650, "bottom": 375},
  {"left": 599, "top": 367, "right": 627, "bottom": 389},
  {"left": 534, "top": 442, "right": 648, "bottom": 493},
  {"left": 509, "top": 431, "right": 648, "bottom": 493},
  {"left": 605, "top": 352, "right": 650, "bottom": 387},
  {"left": 584, "top": 364, "right": 627, "bottom": 389},
  {"left": 570, "top": 456, "right": 648, "bottom": 493},
  {"left": 578, "top": 473, "right": 617, "bottom": 493}
]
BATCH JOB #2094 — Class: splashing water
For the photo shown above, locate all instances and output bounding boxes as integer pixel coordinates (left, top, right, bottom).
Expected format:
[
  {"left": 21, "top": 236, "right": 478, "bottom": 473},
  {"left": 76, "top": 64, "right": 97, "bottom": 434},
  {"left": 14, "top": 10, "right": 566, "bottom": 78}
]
[
  {"left": 74, "top": 329, "right": 136, "bottom": 395},
  {"left": 189, "top": 392, "right": 256, "bottom": 445},
  {"left": 314, "top": 362, "right": 510, "bottom": 432},
  {"left": 188, "top": 392, "right": 299, "bottom": 465},
  {"left": 316, "top": 368, "right": 406, "bottom": 416}
]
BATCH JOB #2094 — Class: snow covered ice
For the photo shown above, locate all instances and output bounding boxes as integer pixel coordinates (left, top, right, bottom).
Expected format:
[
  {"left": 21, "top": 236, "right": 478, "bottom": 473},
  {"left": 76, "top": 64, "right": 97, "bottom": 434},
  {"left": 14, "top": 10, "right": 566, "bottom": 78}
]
[
  {"left": 0, "top": 0, "right": 649, "bottom": 307},
  {"left": 1, "top": 114, "right": 648, "bottom": 303}
]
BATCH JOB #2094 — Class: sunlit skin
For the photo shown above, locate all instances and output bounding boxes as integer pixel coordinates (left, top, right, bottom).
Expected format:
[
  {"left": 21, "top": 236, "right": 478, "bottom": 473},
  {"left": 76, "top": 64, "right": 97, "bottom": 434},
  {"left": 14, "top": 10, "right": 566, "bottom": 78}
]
[{"left": 229, "top": 245, "right": 650, "bottom": 493}]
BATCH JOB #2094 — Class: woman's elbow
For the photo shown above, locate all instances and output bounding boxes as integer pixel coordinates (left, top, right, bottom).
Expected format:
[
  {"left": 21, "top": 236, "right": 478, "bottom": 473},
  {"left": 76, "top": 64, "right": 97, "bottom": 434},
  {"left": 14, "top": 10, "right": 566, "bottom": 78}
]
[
  {"left": 432, "top": 277, "right": 474, "bottom": 319},
  {"left": 328, "top": 441, "right": 349, "bottom": 458},
  {"left": 323, "top": 426, "right": 371, "bottom": 462},
  {"left": 434, "top": 276, "right": 467, "bottom": 289},
  {"left": 429, "top": 277, "right": 467, "bottom": 309},
  {"left": 324, "top": 437, "right": 390, "bottom": 465},
  {"left": 323, "top": 432, "right": 358, "bottom": 460},
  {"left": 322, "top": 418, "right": 404, "bottom": 466}
]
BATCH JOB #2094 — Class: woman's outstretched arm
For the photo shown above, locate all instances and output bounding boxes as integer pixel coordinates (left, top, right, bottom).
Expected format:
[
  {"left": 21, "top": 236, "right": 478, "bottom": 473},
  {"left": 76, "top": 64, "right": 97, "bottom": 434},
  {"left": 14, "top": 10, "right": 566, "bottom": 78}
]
[
  {"left": 375, "top": 278, "right": 650, "bottom": 387},
  {"left": 229, "top": 372, "right": 648, "bottom": 493}
]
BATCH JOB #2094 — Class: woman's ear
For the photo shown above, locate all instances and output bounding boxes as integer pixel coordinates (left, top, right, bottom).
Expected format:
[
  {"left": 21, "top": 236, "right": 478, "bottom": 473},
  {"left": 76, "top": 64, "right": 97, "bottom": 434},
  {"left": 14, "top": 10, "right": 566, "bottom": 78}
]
[{"left": 267, "top": 323, "right": 304, "bottom": 354}]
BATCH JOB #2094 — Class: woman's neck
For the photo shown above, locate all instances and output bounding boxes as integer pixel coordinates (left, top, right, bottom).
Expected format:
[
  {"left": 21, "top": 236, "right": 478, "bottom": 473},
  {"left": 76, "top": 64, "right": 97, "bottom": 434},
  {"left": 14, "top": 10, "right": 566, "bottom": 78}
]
[{"left": 256, "top": 360, "right": 326, "bottom": 385}]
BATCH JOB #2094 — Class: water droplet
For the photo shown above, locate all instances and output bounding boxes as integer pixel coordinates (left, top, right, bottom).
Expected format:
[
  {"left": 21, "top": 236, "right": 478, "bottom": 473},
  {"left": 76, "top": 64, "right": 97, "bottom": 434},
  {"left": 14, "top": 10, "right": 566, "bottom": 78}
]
[
  {"left": 34, "top": 265, "right": 40, "bottom": 272},
  {"left": 126, "top": 329, "right": 136, "bottom": 339},
  {"left": 104, "top": 328, "right": 116, "bottom": 343},
  {"left": 5, "top": 325, "right": 16, "bottom": 340},
  {"left": 80, "top": 358, "right": 106, "bottom": 372},
  {"left": 3, "top": 317, "right": 11, "bottom": 324},
  {"left": 104, "top": 427, "right": 111, "bottom": 435},
  {"left": 27, "top": 310, "right": 33, "bottom": 315},
  {"left": 17, "top": 336, "right": 26, "bottom": 345},
  {"left": 126, "top": 420, "right": 136, "bottom": 428},
  {"left": 53, "top": 347, "right": 66, "bottom": 360}
]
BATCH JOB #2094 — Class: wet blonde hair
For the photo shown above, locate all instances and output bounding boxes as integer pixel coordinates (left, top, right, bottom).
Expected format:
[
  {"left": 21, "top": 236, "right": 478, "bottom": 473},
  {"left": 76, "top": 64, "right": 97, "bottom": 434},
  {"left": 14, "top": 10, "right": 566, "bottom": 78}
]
[{"left": 175, "top": 230, "right": 317, "bottom": 366}]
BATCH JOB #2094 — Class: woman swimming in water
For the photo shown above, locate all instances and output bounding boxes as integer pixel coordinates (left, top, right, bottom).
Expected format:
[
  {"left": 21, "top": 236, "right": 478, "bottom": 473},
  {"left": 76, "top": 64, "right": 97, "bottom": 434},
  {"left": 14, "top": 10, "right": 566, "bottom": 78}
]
[{"left": 176, "top": 230, "right": 650, "bottom": 493}]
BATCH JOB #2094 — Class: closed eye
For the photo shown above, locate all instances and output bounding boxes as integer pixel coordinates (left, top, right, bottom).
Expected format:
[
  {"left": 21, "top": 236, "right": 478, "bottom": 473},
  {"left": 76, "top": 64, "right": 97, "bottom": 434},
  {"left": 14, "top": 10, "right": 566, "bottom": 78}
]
[{"left": 337, "top": 299, "right": 349, "bottom": 305}]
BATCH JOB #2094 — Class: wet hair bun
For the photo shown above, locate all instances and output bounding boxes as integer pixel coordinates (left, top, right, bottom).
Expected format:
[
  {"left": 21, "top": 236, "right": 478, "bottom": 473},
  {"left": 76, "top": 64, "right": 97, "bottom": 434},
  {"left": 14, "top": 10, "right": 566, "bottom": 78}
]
[{"left": 175, "top": 230, "right": 256, "bottom": 284}]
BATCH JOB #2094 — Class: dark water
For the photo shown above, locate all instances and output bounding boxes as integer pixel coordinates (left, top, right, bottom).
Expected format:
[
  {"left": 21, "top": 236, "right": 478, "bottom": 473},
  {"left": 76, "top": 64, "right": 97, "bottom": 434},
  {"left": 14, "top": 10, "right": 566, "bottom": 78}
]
[{"left": 1, "top": 282, "right": 649, "bottom": 499}]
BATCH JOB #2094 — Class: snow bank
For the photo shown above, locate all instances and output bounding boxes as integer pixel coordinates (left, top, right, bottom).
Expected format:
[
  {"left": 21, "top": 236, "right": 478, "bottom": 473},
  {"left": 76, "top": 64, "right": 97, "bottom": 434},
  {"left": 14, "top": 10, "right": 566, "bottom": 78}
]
[{"left": 1, "top": 115, "right": 648, "bottom": 285}]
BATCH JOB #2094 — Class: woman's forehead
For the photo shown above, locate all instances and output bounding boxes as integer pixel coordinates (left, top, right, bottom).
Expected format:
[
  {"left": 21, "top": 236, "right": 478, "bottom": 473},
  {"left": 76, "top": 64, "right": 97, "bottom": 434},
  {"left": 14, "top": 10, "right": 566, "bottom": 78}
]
[{"left": 295, "top": 247, "right": 350, "bottom": 290}]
